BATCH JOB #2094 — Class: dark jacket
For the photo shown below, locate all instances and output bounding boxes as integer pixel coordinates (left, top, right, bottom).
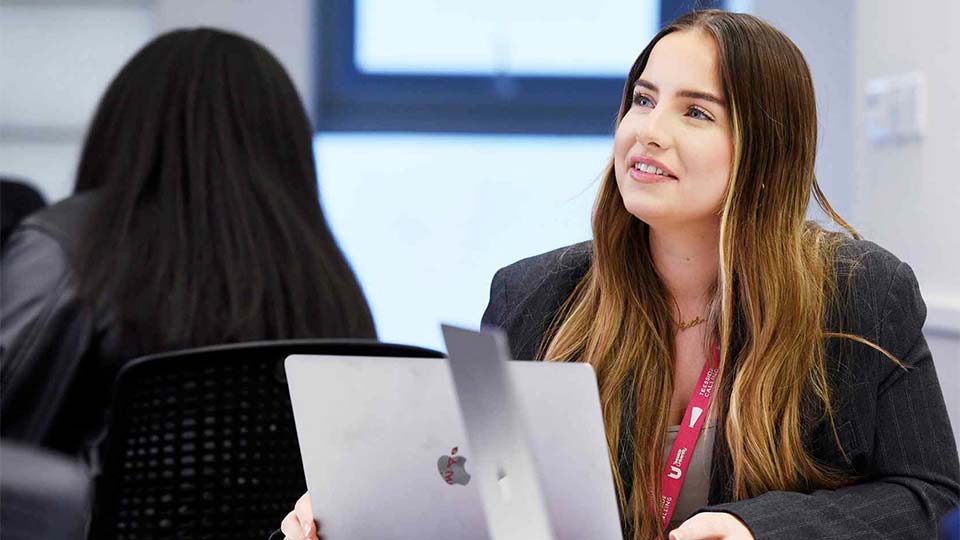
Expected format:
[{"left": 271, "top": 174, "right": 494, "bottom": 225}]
[
  {"left": 0, "top": 193, "right": 134, "bottom": 456},
  {"left": 481, "top": 240, "right": 960, "bottom": 539}
]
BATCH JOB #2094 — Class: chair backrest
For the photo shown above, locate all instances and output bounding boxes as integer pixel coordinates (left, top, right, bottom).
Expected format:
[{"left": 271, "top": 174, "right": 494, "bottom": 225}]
[
  {"left": 0, "top": 178, "right": 46, "bottom": 248},
  {"left": 88, "top": 339, "right": 445, "bottom": 540}
]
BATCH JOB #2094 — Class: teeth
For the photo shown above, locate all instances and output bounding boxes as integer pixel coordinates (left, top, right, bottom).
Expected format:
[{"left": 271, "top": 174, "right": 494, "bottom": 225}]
[{"left": 635, "top": 162, "right": 669, "bottom": 176}]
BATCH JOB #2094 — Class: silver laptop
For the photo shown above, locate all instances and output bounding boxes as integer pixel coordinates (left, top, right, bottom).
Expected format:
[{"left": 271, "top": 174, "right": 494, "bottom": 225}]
[{"left": 285, "top": 327, "right": 622, "bottom": 540}]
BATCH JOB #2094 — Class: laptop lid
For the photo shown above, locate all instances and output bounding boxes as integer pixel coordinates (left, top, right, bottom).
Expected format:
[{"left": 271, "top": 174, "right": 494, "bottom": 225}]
[
  {"left": 285, "top": 352, "right": 622, "bottom": 539},
  {"left": 441, "top": 324, "right": 555, "bottom": 540},
  {"left": 287, "top": 354, "right": 486, "bottom": 539}
]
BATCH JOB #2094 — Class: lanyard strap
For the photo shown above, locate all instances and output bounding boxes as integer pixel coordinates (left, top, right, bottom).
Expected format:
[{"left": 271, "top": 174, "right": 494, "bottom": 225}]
[{"left": 659, "top": 345, "right": 721, "bottom": 528}]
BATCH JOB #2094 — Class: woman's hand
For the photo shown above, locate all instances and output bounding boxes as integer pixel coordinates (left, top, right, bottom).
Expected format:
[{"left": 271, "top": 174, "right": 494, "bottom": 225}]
[
  {"left": 669, "top": 512, "right": 754, "bottom": 540},
  {"left": 279, "top": 491, "right": 319, "bottom": 540}
]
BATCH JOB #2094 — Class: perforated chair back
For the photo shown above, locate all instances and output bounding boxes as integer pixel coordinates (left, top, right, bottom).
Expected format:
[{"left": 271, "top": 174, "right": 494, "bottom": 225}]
[{"left": 88, "top": 339, "right": 444, "bottom": 540}]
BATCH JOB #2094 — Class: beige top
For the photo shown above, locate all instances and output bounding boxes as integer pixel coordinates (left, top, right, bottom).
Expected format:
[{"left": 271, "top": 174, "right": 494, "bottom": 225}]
[{"left": 663, "top": 421, "right": 717, "bottom": 532}]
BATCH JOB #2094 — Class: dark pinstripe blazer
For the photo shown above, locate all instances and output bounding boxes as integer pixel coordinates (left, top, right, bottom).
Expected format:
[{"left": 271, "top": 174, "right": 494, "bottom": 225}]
[{"left": 481, "top": 239, "right": 960, "bottom": 539}]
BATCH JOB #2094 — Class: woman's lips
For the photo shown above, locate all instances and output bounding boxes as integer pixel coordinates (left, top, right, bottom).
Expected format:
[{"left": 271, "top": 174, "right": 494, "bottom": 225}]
[
  {"left": 628, "top": 167, "right": 679, "bottom": 183},
  {"left": 626, "top": 155, "right": 679, "bottom": 182}
]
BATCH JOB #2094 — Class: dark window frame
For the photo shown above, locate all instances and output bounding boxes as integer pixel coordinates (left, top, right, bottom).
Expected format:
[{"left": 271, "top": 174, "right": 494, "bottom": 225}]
[{"left": 315, "top": 0, "right": 724, "bottom": 134}]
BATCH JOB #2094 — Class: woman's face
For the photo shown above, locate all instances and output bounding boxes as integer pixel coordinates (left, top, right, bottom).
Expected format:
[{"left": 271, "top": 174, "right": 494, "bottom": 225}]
[{"left": 613, "top": 30, "right": 733, "bottom": 228}]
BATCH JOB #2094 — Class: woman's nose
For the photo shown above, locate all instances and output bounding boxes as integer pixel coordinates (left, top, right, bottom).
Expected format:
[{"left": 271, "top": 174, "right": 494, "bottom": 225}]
[{"left": 635, "top": 108, "right": 670, "bottom": 149}]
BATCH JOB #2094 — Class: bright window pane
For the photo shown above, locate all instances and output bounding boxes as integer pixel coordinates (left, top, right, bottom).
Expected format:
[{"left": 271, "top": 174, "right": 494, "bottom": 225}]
[
  {"left": 355, "top": 0, "right": 659, "bottom": 77},
  {"left": 315, "top": 133, "right": 611, "bottom": 351}
]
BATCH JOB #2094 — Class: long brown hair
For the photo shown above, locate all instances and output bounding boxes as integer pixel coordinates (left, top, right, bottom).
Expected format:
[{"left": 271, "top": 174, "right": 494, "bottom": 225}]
[{"left": 542, "top": 10, "right": 891, "bottom": 539}]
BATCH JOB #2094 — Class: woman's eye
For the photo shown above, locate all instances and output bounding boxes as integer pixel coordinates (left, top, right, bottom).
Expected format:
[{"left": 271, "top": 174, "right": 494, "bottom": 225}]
[
  {"left": 632, "top": 94, "right": 654, "bottom": 108},
  {"left": 687, "top": 107, "right": 712, "bottom": 121}
]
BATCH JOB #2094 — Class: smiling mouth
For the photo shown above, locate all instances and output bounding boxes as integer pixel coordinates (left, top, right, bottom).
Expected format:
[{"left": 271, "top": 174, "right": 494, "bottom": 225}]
[{"left": 633, "top": 161, "right": 678, "bottom": 179}]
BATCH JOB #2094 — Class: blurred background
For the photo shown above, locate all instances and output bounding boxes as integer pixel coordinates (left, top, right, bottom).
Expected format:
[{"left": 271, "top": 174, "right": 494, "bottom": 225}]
[{"left": 1, "top": 0, "right": 957, "bottom": 442}]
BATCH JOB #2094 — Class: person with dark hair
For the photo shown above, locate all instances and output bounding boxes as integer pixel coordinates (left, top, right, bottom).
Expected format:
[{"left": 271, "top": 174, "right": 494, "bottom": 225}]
[{"left": 0, "top": 28, "right": 376, "bottom": 457}]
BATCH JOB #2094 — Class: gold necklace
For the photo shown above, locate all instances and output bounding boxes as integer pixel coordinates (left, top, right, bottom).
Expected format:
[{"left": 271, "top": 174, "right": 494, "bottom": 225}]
[{"left": 677, "top": 316, "right": 706, "bottom": 331}]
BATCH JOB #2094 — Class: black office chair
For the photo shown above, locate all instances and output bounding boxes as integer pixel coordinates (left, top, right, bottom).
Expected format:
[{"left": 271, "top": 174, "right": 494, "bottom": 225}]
[
  {"left": 1, "top": 177, "right": 46, "bottom": 248},
  {"left": 1, "top": 439, "right": 92, "bottom": 539},
  {"left": 88, "top": 339, "right": 445, "bottom": 540}
]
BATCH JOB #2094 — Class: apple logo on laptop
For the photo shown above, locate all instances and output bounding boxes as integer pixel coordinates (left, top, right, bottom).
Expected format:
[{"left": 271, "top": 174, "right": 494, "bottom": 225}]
[{"left": 437, "top": 446, "right": 471, "bottom": 486}]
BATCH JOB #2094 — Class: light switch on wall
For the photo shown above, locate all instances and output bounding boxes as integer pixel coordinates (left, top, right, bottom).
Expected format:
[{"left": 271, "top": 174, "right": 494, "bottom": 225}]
[{"left": 864, "top": 72, "right": 926, "bottom": 145}]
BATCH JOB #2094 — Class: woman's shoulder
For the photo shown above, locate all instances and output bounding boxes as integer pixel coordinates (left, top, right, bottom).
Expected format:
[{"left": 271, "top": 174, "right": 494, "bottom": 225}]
[
  {"left": 829, "top": 235, "right": 928, "bottom": 370},
  {"left": 16, "top": 192, "right": 99, "bottom": 258},
  {"left": 832, "top": 236, "right": 922, "bottom": 324},
  {"left": 0, "top": 193, "right": 96, "bottom": 292},
  {"left": 481, "top": 241, "right": 592, "bottom": 360},
  {"left": 834, "top": 235, "right": 907, "bottom": 282},
  {"left": 493, "top": 240, "right": 593, "bottom": 291},
  {"left": 1, "top": 192, "right": 102, "bottom": 355}
]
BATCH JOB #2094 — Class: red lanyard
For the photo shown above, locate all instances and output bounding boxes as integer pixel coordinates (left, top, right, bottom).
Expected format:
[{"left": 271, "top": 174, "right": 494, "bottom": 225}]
[{"left": 659, "top": 345, "right": 721, "bottom": 528}]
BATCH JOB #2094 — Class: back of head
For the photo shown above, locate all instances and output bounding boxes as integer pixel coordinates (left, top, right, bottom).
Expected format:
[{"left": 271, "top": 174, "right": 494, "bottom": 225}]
[{"left": 75, "top": 28, "right": 375, "bottom": 354}]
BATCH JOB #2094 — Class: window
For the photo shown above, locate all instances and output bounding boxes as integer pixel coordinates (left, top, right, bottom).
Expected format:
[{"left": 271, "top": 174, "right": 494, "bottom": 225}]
[{"left": 316, "top": 0, "right": 724, "bottom": 134}]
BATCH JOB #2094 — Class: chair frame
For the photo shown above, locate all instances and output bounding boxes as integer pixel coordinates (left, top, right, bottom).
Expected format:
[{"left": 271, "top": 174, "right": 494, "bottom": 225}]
[{"left": 88, "top": 338, "right": 444, "bottom": 539}]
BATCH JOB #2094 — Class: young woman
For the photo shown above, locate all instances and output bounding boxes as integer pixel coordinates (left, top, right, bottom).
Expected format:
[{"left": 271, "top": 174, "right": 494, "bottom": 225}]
[
  {"left": 280, "top": 10, "right": 959, "bottom": 540},
  {"left": 1, "top": 29, "right": 375, "bottom": 456}
]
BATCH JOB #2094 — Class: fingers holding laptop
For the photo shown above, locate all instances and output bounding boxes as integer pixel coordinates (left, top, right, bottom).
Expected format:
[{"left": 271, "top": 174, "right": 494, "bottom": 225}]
[
  {"left": 280, "top": 492, "right": 319, "bottom": 540},
  {"left": 668, "top": 511, "right": 754, "bottom": 540}
]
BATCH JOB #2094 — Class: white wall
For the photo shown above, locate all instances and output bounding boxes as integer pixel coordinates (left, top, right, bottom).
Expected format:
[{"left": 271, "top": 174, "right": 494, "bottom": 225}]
[
  {"left": 0, "top": 1, "right": 155, "bottom": 201},
  {"left": 853, "top": 0, "right": 960, "bottom": 310}
]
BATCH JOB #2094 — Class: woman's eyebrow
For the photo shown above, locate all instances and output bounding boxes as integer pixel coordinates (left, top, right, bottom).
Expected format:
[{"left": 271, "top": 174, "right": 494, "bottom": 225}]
[{"left": 635, "top": 78, "right": 726, "bottom": 107}]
